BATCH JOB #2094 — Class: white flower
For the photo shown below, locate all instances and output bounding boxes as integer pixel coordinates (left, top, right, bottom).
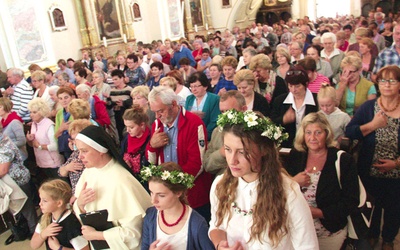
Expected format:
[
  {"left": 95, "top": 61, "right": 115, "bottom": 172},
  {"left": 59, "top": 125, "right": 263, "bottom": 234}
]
[
  {"left": 274, "top": 130, "right": 282, "bottom": 140},
  {"left": 161, "top": 171, "right": 171, "bottom": 180},
  {"left": 178, "top": 173, "right": 185, "bottom": 178},
  {"left": 227, "top": 111, "right": 234, "bottom": 120},
  {"left": 143, "top": 168, "right": 152, "bottom": 177},
  {"left": 244, "top": 113, "right": 258, "bottom": 127}
]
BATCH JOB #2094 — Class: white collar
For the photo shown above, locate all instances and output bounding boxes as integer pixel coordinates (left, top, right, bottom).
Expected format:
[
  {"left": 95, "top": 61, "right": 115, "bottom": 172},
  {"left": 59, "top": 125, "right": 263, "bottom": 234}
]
[{"left": 283, "top": 88, "right": 315, "bottom": 106}]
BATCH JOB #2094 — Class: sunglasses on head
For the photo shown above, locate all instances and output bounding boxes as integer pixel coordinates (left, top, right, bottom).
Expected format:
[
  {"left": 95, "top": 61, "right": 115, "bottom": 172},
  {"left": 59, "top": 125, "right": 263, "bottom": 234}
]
[{"left": 286, "top": 70, "right": 304, "bottom": 76}]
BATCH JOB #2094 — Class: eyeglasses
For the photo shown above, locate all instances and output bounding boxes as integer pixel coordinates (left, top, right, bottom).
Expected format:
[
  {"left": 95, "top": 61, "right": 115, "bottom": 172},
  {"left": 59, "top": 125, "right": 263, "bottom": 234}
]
[
  {"left": 190, "top": 85, "right": 203, "bottom": 89},
  {"left": 286, "top": 70, "right": 304, "bottom": 76},
  {"left": 378, "top": 79, "right": 399, "bottom": 85}
]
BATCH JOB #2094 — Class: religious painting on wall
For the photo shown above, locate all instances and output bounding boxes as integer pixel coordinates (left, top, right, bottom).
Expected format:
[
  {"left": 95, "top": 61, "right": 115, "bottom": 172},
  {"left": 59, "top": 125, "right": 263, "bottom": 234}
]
[
  {"left": 6, "top": 0, "right": 47, "bottom": 65},
  {"left": 190, "top": 0, "right": 204, "bottom": 26},
  {"left": 222, "top": 0, "right": 231, "bottom": 8},
  {"left": 49, "top": 5, "right": 67, "bottom": 31},
  {"left": 94, "top": 0, "right": 122, "bottom": 39},
  {"left": 166, "top": 0, "right": 183, "bottom": 39},
  {"left": 131, "top": 2, "right": 142, "bottom": 21}
]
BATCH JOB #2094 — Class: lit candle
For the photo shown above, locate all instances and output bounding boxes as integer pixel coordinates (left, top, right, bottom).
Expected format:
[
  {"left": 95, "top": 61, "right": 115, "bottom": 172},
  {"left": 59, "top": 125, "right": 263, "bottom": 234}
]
[
  {"left": 205, "top": 23, "right": 208, "bottom": 30},
  {"left": 194, "top": 25, "right": 198, "bottom": 32},
  {"left": 123, "top": 34, "right": 127, "bottom": 43},
  {"left": 103, "top": 37, "right": 107, "bottom": 47}
]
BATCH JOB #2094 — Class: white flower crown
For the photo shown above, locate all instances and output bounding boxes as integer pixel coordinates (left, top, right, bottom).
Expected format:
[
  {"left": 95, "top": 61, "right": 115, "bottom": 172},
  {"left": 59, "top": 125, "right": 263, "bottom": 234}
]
[{"left": 217, "top": 109, "right": 289, "bottom": 146}]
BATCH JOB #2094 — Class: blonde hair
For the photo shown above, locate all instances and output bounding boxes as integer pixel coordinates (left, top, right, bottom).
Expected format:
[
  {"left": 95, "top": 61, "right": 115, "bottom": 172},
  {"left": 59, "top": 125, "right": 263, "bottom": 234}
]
[
  {"left": 130, "top": 85, "right": 150, "bottom": 100},
  {"left": 233, "top": 69, "right": 256, "bottom": 86},
  {"left": 68, "top": 99, "right": 91, "bottom": 119},
  {"left": 39, "top": 180, "right": 72, "bottom": 230},
  {"left": 68, "top": 119, "right": 92, "bottom": 135},
  {"left": 274, "top": 48, "right": 291, "bottom": 63},
  {"left": 293, "top": 112, "right": 336, "bottom": 152},
  {"left": 221, "top": 56, "right": 238, "bottom": 69},
  {"left": 31, "top": 71, "right": 46, "bottom": 82},
  {"left": 317, "top": 84, "right": 337, "bottom": 102},
  {"left": 159, "top": 76, "right": 178, "bottom": 91},
  {"left": 341, "top": 55, "right": 362, "bottom": 71},
  {"left": 249, "top": 54, "right": 273, "bottom": 70},
  {"left": 28, "top": 98, "right": 51, "bottom": 118}
]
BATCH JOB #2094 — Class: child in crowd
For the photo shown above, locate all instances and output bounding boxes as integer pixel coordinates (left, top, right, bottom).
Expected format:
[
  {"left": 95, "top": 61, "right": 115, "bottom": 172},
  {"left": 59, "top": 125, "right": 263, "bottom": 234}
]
[
  {"left": 197, "top": 48, "right": 212, "bottom": 79},
  {"left": 213, "top": 56, "right": 238, "bottom": 96},
  {"left": 140, "top": 162, "right": 214, "bottom": 250},
  {"left": 31, "top": 179, "right": 89, "bottom": 250},
  {"left": 317, "top": 84, "right": 351, "bottom": 144}
]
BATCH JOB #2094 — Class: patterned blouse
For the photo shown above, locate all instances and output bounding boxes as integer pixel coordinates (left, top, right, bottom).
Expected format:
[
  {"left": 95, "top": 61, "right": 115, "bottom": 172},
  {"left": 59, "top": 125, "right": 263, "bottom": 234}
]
[
  {"left": 58, "top": 150, "right": 85, "bottom": 194},
  {"left": 303, "top": 171, "right": 342, "bottom": 237},
  {"left": 372, "top": 102, "right": 400, "bottom": 179},
  {"left": 0, "top": 134, "right": 30, "bottom": 186}
]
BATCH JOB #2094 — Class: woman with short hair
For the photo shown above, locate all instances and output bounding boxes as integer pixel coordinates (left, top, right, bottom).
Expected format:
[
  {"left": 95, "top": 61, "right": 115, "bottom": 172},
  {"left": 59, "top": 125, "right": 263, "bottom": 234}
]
[
  {"left": 335, "top": 55, "right": 377, "bottom": 116},
  {"left": 0, "top": 97, "right": 27, "bottom": 161},
  {"left": 27, "top": 98, "right": 64, "bottom": 179}
]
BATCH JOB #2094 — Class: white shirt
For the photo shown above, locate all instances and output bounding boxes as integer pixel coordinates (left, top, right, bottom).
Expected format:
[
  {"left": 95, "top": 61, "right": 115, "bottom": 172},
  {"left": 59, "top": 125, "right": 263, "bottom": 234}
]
[
  {"left": 283, "top": 89, "right": 316, "bottom": 130},
  {"left": 209, "top": 174, "right": 318, "bottom": 250},
  {"left": 156, "top": 207, "right": 191, "bottom": 249}
]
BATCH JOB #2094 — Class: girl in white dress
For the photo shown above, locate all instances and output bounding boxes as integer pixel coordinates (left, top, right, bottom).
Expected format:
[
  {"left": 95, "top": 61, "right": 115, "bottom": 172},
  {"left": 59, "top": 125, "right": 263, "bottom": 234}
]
[{"left": 209, "top": 110, "right": 319, "bottom": 250}]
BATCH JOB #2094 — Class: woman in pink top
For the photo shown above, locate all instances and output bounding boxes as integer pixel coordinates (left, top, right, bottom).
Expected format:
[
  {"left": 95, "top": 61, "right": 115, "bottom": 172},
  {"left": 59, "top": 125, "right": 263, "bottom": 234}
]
[{"left": 298, "top": 57, "right": 330, "bottom": 94}]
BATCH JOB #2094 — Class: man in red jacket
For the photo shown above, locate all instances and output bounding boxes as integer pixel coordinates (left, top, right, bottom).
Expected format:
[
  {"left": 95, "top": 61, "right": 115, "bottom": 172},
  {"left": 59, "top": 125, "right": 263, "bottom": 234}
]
[{"left": 146, "top": 86, "right": 212, "bottom": 222}]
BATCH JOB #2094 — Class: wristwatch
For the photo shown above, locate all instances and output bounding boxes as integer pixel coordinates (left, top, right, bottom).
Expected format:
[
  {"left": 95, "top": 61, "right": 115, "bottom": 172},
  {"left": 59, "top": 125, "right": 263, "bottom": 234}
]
[{"left": 38, "top": 145, "right": 43, "bottom": 150}]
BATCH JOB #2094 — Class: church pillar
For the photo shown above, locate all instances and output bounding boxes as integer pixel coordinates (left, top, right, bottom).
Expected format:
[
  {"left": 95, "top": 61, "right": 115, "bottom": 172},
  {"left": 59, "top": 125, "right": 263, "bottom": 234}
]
[
  {"left": 74, "top": 0, "right": 91, "bottom": 47},
  {"left": 184, "top": 0, "right": 194, "bottom": 33},
  {"left": 204, "top": 0, "right": 213, "bottom": 30},
  {"left": 120, "top": 0, "right": 135, "bottom": 40},
  {"left": 80, "top": 0, "right": 101, "bottom": 47}
]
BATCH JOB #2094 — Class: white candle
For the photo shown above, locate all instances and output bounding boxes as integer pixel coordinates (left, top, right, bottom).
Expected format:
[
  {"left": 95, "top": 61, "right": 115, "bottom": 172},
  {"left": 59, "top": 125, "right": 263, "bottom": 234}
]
[
  {"left": 205, "top": 23, "right": 208, "bottom": 30},
  {"left": 123, "top": 34, "right": 127, "bottom": 43},
  {"left": 194, "top": 25, "right": 198, "bottom": 32},
  {"left": 103, "top": 37, "right": 107, "bottom": 47}
]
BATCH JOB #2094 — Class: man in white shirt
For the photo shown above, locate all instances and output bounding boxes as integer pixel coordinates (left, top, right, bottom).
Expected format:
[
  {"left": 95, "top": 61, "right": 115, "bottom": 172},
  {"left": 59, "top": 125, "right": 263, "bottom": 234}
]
[{"left": 4, "top": 68, "right": 34, "bottom": 122}]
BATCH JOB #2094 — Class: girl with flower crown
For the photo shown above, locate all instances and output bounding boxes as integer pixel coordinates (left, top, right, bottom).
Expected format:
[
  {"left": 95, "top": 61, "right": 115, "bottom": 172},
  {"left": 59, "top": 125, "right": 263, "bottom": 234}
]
[
  {"left": 141, "top": 162, "right": 215, "bottom": 250},
  {"left": 209, "top": 110, "right": 318, "bottom": 250}
]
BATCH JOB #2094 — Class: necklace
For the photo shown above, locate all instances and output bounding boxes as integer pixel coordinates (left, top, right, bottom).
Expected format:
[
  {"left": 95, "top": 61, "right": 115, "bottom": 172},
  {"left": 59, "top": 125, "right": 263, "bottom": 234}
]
[
  {"left": 231, "top": 202, "right": 253, "bottom": 216},
  {"left": 379, "top": 97, "right": 400, "bottom": 112},
  {"left": 161, "top": 202, "right": 186, "bottom": 227}
]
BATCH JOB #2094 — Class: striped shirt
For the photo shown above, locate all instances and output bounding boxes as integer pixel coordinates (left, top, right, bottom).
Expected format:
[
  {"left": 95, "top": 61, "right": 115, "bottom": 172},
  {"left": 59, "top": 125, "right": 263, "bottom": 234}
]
[{"left": 11, "top": 80, "right": 33, "bottom": 122}]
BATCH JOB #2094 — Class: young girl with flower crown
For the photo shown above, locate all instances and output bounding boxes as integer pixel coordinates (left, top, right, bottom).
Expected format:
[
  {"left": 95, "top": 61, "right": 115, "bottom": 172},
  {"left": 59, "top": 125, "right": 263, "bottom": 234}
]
[
  {"left": 140, "top": 162, "right": 215, "bottom": 250},
  {"left": 209, "top": 110, "right": 318, "bottom": 250},
  {"left": 31, "top": 179, "right": 89, "bottom": 250}
]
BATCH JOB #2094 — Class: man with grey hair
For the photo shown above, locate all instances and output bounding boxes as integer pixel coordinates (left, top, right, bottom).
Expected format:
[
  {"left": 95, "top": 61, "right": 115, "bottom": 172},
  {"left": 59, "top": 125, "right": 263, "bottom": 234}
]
[
  {"left": 4, "top": 68, "right": 33, "bottom": 122},
  {"left": 290, "top": 41, "right": 305, "bottom": 64},
  {"left": 262, "top": 25, "right": 278, "bottom": 50},
  {"left": 146, "top": 86, "right": 212, "bottom": 221}
]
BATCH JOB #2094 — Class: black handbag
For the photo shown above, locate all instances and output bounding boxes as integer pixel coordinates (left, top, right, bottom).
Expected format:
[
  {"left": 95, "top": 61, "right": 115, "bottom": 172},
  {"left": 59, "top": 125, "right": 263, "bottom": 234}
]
[
  {"left": 4, "top": 214, "right": 30, "bottom": 245},
  {"left": 335, "top": 150, "right": 375, "bottom": 240}
]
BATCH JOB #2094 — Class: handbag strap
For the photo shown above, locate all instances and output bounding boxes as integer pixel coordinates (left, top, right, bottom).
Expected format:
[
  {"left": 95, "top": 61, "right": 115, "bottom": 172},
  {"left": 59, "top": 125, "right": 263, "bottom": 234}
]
[
  {"left": 335, "top": 150, "right": 367, "bottom": 207},
  {"left": 335, "top": 150, "right": 346, "bottom": 189}
]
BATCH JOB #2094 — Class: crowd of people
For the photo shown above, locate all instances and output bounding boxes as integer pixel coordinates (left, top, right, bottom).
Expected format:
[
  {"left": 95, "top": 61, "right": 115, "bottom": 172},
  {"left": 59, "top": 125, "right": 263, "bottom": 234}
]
[{"left": 0, "top": 7, "right": 399, "bottom": 250}]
